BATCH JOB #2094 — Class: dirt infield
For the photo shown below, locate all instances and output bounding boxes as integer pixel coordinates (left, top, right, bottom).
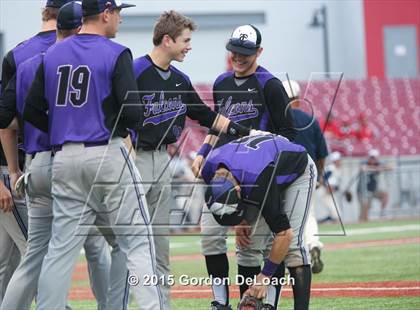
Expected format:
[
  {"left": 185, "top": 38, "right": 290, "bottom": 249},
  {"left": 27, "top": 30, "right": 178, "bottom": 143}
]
[
  {"left": 69, "top": 281, "right": 420, "bottom": 300},
  {"left": 69, "top": 237, "right": 420, "bottom": 300},
  {"left": 162, "top": 236, "right": 420, "bottom": 263}
]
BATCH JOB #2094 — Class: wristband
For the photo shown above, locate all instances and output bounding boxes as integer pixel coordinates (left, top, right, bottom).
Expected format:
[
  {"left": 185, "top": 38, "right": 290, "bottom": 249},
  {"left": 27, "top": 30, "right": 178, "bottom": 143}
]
[
  {"left": 197, "top": 143, "right": 212, "bottom": 158},
  {"left": 261, "top": 259, "right": 279, "bottom": 277},
  {"left": 227, "top": 122, "right": 250, "bottom": 137}
]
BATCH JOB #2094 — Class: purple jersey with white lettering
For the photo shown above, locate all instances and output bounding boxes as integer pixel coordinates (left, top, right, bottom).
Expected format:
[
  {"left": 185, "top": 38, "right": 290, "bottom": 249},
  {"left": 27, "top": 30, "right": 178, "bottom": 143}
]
[
  {"left": 16, "top": 54, "right": 50, "bottom": 154},
  {"left": 43, "top": 34, "right": 127, "bottom": 145},
  {"left": 132, "top": 55, "right": 216, "bottom": 149},
  {"left": 212, "top": 66, "right": 293, "bottom": 147},
  {"left": 201, "top": 135, "right": 307, "bottom": 196}
]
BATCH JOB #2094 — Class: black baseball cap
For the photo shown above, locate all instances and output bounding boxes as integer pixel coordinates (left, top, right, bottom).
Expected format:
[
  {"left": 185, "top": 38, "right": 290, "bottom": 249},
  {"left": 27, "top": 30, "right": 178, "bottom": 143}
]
[
  {"left": 82, "top": 0, "right": 135, "bottom": 17},
  {"left": 57, "top": 2, "right": 83, "bottom": 30},
  {"left": 46, "top": 0, "right": 74, "bottom": 8},
  {"left": 205, "top": 176, "right": 243, "bottom": 226},
  {"left": 226, "top": 24, "right": 262, "bottom": 56}
]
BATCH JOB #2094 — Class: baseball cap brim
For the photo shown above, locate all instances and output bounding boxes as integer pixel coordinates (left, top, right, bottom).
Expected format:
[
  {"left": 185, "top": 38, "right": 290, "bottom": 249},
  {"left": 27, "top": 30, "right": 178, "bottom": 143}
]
[
  {"left": 117, "top": 3, "right": 135, "bottom": 9},
  {"left": 226, "top": 42, "right": 258, "bottom": 56}
]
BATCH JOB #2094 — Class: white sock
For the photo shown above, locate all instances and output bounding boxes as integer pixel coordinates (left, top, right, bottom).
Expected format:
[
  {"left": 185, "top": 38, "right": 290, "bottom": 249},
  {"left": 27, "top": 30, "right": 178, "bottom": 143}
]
[
  {"left": 212, "top": 280, "right": 228, "bottom": 305},
  {"left": 265, "top": 284, "right": 280, "bottom": 306}
]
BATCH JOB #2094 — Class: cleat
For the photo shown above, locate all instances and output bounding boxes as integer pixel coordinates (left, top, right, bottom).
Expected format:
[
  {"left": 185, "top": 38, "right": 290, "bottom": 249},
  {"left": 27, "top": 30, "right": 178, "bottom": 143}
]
[
  {"left": 211, "top": 300, "right": 232, "bottom": 310},
  {"left": 310, "top": 246, "right": 324, "bottom": 274}
]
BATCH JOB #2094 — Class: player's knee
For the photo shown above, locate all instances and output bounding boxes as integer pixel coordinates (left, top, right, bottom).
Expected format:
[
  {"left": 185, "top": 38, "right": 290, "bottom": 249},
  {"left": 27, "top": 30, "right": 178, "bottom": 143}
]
[{"left": 237, "top": 249, "right": 263, "bottom": 267}]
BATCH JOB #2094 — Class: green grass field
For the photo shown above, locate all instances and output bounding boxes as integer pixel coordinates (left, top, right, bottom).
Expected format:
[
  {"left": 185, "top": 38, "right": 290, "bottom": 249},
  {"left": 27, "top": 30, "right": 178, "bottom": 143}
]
[{"left": 66, "top": 218, "right": 420, "bottom": 309}]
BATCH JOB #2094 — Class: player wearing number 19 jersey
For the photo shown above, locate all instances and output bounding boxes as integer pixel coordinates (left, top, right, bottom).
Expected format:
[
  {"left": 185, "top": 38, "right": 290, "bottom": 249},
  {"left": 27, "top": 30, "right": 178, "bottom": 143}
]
[{"left": 23, "top": 1, "right": 163, "bottom": 309}]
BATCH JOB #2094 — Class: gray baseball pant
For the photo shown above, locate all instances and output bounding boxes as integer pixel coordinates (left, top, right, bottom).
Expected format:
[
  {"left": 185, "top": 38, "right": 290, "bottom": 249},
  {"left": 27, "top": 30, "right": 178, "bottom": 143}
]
[
  {"left": 35, "top": 139, "right": 163, "bottom": 310},
  {"left": 0, "top": 151, "right": 111, "bottom": 310},
  {"left": 0, "top": 166, "right": 27, "bottom": 306},
  {"left": 135, "top": 148, "right": 172, "bottom": 310}
]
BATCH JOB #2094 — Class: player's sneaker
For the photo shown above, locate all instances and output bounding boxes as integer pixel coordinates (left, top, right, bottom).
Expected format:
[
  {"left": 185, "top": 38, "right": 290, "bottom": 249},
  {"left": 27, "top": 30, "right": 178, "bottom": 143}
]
[
  {"left": 310, "top": 246, "right": 324, "bottom": 274},
  {"left": 211, "top": 301, "right": 232, "bottom": 310},
  {"left": 261, "top": 304, "right": 275, "bottom": 310}
]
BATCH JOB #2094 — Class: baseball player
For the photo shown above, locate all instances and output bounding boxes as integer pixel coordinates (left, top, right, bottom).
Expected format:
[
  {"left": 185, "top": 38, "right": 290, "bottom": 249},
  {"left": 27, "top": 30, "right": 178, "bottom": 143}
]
[
  {"left": 282, "top": 79, "right": 328, "bottom": 274},
  {"left": 320, "top": 151, "right": 344, "bottom": 223},
  {"left": 202, "top": 134, "right": 316, "bottom": 310},
  {"left": 0, "top": 0, "right": 69, "bottom": 306},
  {"left": 0, "top": 3, "right": 113, "bottom": 309},
  {"left": 357, "top": 149, "right": 392, "bottom": 221},
  {"left": 132, "top": 13, "right": 265, "bottom": 309},
  {"left": 23, "top": 0, "right": 164, "bottom": 309},
  {"left": 194, "top": 25, "right": 295, "bottom": 309}
]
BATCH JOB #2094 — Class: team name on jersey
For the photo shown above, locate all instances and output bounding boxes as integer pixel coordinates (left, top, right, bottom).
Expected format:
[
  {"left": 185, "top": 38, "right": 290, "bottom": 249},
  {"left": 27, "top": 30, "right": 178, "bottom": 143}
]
[
  {"left": 142, "top": 91, "right": 187, "bottom": 126},
  {"left": 218, "top": 96, "right": 259, "bottom": 122}
]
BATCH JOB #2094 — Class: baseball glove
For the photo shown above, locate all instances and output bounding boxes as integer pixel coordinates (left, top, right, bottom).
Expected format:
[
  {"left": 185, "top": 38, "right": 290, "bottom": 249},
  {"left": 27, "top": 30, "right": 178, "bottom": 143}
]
[
  {"left": 344, "top": 190, "right": 353, "bottom": 202},
  {"left": 237, "top": 296, "right": 263, "bottom": 310}
]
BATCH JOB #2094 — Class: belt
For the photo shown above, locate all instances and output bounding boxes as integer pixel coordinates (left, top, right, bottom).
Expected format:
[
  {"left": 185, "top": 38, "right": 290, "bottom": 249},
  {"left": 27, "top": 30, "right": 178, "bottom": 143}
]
[
  {"left": 52, "top": 141, "right": 109, "bottom": 154},
  {"left": 137, "top": 144, "right": 167, "bottom": 152},
  {"left": 29, "top": 151, "right": 55, "bottom": 160}
]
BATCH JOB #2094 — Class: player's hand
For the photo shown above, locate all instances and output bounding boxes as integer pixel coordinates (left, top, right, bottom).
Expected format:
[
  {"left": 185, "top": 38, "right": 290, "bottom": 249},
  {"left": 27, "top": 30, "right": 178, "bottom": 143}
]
[
  {"left": 0, "top": 181, "right": 13, "bottom": 212},
  {"left": 191, "top": 155, "right": 204, "bottom": 177},
  {"left": 235, "top": 219, "right": 251, "bottom": 248},
  {"left": 244, "top": 273, "right": 270, "bottom": 299},
  {"left": 9, "top": 170, "right": 23, "bottom": 195}
]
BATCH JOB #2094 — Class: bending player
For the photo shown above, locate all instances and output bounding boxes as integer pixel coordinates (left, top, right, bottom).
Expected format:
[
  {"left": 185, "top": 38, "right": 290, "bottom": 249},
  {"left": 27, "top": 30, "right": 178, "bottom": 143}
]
[{"left": 202, "top": 134, "right": 316, "bottom": 310}]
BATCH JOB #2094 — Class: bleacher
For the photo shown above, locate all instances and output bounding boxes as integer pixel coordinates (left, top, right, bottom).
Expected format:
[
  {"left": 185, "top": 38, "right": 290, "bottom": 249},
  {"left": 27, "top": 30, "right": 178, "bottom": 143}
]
[{"left": 178, "top": 78, "right": 420, "bottom": 157}]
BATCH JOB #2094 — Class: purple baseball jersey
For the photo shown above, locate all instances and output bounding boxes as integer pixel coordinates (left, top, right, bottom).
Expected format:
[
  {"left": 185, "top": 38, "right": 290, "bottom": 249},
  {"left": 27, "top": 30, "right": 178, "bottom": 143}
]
[
  {"left": 12, "top": 31, "right": 56, "bottom": 70},
  {"left": 16, "top": 54, "right": 51, "bottom": 154},
  {"left": 43, "top": 34, "right": 127, "bottom": 145},
  {"left": 201, "top": 135, "right": 307, "bottom": 196}
]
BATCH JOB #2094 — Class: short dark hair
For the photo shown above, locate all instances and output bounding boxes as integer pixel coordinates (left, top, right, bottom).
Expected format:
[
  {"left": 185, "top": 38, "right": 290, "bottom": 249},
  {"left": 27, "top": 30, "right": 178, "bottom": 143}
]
[
  {"left": 82, "top": 14, "right": 100, "bottom": 23},
  {"left": 153, "top": 10, "right": 197, "bottom": 46},
  {"left": 57, "top": 29, "right": 76, "bottom": 38},
  {"left": 42, "top": 7, "right": 59, "bottom": 21}
]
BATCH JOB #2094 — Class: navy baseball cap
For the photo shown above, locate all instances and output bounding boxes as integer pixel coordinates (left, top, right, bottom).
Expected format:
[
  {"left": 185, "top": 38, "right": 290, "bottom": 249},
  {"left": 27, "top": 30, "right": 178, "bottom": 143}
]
[
  {"left": 226, "top": 24, "right": 262, "bottom": 56},
  {"left": 57, "top": 2, "right": 83, "bottom": 30},
  {"left": 46, "top": 0, "right": 74, "bottom": 8},
  {"left": 82, "top": 0, "right": 135, "bottom": 17},
  {"left": 205, "top": 176, "right": 243, "bottom": 226}
]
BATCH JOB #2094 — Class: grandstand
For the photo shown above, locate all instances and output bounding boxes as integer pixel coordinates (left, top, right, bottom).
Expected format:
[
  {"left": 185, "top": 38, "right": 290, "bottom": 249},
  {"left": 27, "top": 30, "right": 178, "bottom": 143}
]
[{"left": 179, "top": 78, "right": 420, "bottom": 158}]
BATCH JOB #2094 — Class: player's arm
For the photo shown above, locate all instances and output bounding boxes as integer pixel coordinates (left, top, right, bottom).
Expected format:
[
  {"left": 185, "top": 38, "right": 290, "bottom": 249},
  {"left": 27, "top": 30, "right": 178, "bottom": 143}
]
[
  {"left": 0, "top": 179, "right": 13, "bottom": 212},
  {"left": 0, "top": 128, "right": 21, "bottom": 191},
  {"left": 314, "top": 119, "right": 328, "bottom": 184},
  {"left": 23, "top": 63, "right": 49, "bottom": 132},
  {"left": 0, "top": 74, "right": 18, "bottom": 129},
  {"left": 242, "top": 174, "right": 292, "bottom": 298},
  {"left": 187, "top": 85, "right": 257, "bottom": 137},
  {"left": 0, "top": 75, "right": 23, "bottom": 190},
  {"left": 191, "top": 133, "right": 219, "bottom": 177},
  {"left": 1, "top": 51, "right": 17, "bottom": 91},
  {"left": 112, "top": 49, "right": 142, "bottom": 131},
  {"left": 263, "top": 79, "right": 296, "bottom": 140}
]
